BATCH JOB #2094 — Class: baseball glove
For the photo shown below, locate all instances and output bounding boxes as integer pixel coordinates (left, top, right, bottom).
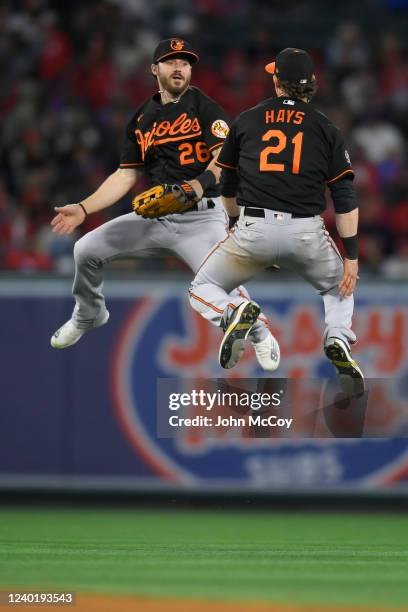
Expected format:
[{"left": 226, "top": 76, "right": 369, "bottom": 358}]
[{"left": 132, "top": 182, "right": 199, "bottom": 219}]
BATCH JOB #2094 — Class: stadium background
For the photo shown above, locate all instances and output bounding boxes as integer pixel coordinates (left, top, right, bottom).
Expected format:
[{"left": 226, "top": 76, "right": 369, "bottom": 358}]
[{"left": 1, "top": 0, "right": 408, "bottom": 610}]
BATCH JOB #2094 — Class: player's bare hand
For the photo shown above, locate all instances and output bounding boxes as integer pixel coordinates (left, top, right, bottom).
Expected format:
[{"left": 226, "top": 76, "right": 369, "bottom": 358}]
[
  {"left": 51, "top": 204, "right": 86, "bottom": 235},
  {"left": 339, "top": 258, "right": 359, "bottom": 298}
]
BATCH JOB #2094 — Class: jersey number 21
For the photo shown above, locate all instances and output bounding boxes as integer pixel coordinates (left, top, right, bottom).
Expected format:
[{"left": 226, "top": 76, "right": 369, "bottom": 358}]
[{"left": 260, "top": 129, "right": 303, "bottom": 174}]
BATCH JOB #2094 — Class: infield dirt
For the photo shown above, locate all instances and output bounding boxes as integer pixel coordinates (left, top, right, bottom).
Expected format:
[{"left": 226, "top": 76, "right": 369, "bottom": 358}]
[{"left": 12, "top": 594, "right": 402, "bottom": 612}]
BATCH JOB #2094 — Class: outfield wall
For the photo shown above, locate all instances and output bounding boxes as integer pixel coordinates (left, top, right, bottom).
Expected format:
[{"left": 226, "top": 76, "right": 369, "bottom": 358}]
[{"left": 1, "top": 278, "right": 408, "bottom": 494}]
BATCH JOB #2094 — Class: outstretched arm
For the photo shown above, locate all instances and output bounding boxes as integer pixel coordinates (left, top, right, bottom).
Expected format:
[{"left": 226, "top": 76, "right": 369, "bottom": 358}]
[{"left": 51, "top": 168, "right": 142, "bottom": 235}]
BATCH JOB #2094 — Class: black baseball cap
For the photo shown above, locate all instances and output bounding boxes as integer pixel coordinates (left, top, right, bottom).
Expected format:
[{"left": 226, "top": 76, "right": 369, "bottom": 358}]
[
  {"left": 152, "top": 38, "right": 199, "bottom": 64},
  {"left": 265, "top": 48, "right": 314, "bottom": 83}
]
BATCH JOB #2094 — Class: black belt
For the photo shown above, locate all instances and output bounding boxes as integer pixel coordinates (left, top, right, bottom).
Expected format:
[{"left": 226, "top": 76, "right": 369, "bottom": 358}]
[
  {"left": 244, "top": 206, "right": 314, "bottom": 219},
  {"left": 191, "top": 199, "right": 215, "bottom": 212}
]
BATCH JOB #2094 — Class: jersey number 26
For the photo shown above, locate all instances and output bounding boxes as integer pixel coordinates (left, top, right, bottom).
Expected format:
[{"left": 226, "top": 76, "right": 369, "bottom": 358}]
[
  {"left": 179, "top": 142, "right": 211, "bottom": 165},
  {"left": 260, "top": 129, "right": 303, "bottom": 174}
]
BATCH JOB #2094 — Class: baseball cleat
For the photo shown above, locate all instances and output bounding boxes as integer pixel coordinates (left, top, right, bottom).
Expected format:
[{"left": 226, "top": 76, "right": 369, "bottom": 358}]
[
  {"left": 51, "top": 311, "right": 110, "bottom": 349},
  {"left": 252, "top": 331, "right": 280, "bottom": 372},
  {"left": 219, "top": 301, "right": 261, "bottom": 369},
  {"left": 324, "top": 337, "right": 365, "bottom": 396}
]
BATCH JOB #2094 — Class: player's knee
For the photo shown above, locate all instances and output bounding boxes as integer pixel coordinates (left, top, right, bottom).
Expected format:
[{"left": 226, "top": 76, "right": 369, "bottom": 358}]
[{"left": 73, "top": 235, "right": 93, "bottom": 265}]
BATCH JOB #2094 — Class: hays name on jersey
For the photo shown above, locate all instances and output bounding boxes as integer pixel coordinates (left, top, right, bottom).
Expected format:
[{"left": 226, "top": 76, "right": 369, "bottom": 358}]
[{"left": 265, "top": 109, "right": 305, "bottom": 125}]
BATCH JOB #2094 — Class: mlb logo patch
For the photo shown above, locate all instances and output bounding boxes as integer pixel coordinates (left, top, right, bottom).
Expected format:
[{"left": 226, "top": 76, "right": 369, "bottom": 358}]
[{"left": 283, "top": 99, "right": 295, "bottom": 105}]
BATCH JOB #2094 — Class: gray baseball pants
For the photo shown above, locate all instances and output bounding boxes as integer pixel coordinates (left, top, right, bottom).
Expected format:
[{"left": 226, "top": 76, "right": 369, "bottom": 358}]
[
  {"left": 71, "top": 198, "right": 268, "bottom": 340},
  {"left": 189, "top": 208, "right": 357, "bottom": 348}
]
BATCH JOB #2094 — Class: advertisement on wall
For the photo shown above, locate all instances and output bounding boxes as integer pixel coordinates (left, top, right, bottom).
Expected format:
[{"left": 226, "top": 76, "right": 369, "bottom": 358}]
[{"left": 1, "top": 280, "right": 407, "bottom": 492}]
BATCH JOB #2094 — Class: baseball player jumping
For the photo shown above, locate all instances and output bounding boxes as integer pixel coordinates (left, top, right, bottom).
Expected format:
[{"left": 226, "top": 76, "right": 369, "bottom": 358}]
[
  {"left": 50, "top": 38, "right": 280, "bottom": 372},
  {"left": 189, "top": 48, "right": 364, "bottom": 394}
]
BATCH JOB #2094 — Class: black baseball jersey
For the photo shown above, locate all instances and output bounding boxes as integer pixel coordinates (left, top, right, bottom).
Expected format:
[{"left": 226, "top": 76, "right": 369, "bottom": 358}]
[
  {"left": 120, "top": 87, "right": 229, "bottom": 198},
  {"left": 216, "top": 97, "right": 354, "bottom": 215}
]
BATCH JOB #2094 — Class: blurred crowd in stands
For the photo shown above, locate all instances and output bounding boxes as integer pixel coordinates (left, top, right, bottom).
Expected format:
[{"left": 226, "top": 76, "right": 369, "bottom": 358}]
[{"left": 1, "top": 0, "right": 407, "bottom": 277}]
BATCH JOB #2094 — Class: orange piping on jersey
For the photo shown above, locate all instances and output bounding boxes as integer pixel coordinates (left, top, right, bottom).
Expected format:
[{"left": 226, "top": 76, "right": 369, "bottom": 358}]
[
  {"left": 189, "top": 291, "right": 237, "bottom": 316},
  {"left": 153, "top": 131, "right": 203, "bottom": 146},
  {"left": 215, "top": 160, "right": 237, "bottom": 170},
  {"left": 327, "top": 168, "right": 354, "bottom": 184},
  {"left": 188, "top": 291, "right": 224, "bottom": 314},
  {"left": 208, "top": 142, "right": 224, "bottom": 152},
  {"left": 119, "top": 162, "right": 144, "bottom": 167}
]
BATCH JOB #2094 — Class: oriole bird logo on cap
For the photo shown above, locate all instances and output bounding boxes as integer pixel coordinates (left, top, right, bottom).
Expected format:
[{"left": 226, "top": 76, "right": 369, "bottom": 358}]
[{"left": 171, "top": 39, "right": 185, "bottom": 51}]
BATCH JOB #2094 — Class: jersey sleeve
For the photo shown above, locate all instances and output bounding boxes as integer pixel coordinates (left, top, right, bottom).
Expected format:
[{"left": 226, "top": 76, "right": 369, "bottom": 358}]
[
  {"left": 119, "top": 113, "right": 144, "bottom": 168},
  {"left": 215, "top": 121, "right": 239, "bottom": 170},
  {"left": 199, "top": 97, "right": 230, "bottom": 153},
  {"left": 327, "top": 126, "right": 354, "bottom": 184}
]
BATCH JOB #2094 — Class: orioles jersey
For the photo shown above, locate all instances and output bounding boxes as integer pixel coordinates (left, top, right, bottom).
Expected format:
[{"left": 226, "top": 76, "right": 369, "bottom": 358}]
[
  {"left": 120, "top": 87, "right": 230, "bottom": 198},
  {"left": 216, "top": 96, "right": 354, "bottom": 215}
]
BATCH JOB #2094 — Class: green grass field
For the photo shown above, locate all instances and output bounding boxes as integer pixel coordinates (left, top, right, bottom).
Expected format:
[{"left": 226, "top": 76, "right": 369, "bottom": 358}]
[{"left": 0, "top": 508, "right": 407, "bottom": 609}]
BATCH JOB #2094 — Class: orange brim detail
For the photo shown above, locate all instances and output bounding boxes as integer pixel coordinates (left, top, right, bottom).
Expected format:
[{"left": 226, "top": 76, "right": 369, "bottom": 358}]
[{"left": 265, "top": 61, "right": 276, "bottom": 74}]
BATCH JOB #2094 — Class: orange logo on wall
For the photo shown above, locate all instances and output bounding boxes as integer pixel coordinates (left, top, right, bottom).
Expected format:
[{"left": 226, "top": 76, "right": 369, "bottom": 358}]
[{"left": 171, "top": 39, "right": 185, "bottom": 51}]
